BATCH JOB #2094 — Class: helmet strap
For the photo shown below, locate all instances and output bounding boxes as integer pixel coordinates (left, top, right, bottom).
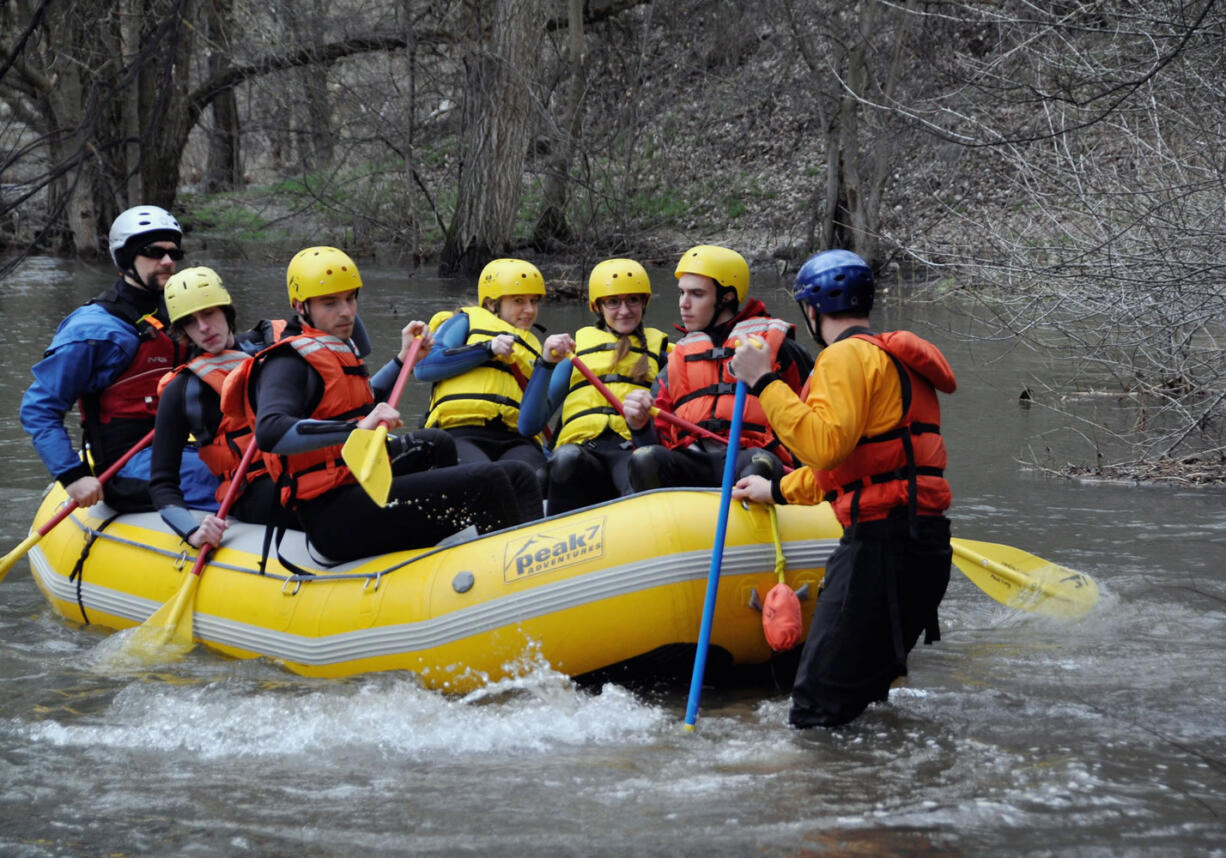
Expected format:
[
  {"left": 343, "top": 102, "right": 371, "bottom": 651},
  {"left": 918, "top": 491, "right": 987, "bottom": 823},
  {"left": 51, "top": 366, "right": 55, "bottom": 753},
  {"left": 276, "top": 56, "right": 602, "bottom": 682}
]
[
  {"left": 800, "top": 302, "right": 826, "bottom": 347},
  {"left": 293, "top": 299, "right": 313, "bottom": 328},
  {"left": 123, "top": 264, "right": 157, "bottom": 293},
  {"left": 705, "top": 286, "right": 738, "bottom": 331}
]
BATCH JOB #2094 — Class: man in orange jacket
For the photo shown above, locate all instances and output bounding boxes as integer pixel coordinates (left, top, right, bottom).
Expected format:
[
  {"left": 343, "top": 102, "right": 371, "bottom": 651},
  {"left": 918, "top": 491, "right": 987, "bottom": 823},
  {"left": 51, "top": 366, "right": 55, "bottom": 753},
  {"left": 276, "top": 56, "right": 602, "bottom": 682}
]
[
  {"left": 622, "top": 244, "right": 812, "bottom": 489},
  {"left": 730, "top": 249, "right": 956, "bottom": 728}
]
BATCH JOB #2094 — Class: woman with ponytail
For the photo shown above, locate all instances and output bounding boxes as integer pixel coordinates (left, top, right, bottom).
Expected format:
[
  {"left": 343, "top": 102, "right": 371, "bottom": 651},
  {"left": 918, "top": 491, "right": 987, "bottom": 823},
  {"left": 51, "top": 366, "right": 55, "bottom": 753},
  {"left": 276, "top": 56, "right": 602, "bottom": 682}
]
[{"left": 519, "top": 259, "right": 670, "bottom": 515}]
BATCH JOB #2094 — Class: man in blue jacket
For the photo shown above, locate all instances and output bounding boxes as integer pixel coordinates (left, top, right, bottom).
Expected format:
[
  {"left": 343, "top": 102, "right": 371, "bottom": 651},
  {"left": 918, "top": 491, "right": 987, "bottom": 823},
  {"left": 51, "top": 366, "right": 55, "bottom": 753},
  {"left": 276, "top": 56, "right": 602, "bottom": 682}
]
[{"left": 21, "top": 205, "right": 216, "bottom": 513}]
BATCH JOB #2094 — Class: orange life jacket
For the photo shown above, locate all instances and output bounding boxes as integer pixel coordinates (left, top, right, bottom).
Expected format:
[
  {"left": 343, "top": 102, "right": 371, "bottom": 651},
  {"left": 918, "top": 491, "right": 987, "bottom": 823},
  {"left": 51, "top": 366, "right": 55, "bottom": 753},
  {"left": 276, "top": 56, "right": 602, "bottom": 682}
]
[
  {"left": 158, "top": 350, "right": 262, "bottom": 503},
  {"left": 815, "top": 330, "right": 955, "bottom": 527},
  {"left": 668, "top": 315, "right": 795, "bottom": 464},
  {"left": 223, "top": 324, "right": 372, "bottom": 508}
]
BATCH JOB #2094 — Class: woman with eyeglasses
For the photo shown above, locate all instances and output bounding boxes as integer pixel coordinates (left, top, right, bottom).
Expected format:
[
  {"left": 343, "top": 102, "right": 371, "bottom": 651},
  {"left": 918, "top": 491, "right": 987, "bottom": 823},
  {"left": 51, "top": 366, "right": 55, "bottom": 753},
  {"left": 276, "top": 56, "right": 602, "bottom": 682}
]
[
  {"left": 20, "top": 205, "right": 216, "bottom": 513},
  {"left": 518, "top": 259, "right": 670, "bottom": 515}
]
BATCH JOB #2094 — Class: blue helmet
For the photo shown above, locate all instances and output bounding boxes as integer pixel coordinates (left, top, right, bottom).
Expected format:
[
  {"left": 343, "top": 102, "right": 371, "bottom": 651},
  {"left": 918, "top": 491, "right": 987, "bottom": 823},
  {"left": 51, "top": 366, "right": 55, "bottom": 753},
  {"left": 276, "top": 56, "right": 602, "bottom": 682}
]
[{"left": 793, "top": 250, "right": 874, "bottom": 315}]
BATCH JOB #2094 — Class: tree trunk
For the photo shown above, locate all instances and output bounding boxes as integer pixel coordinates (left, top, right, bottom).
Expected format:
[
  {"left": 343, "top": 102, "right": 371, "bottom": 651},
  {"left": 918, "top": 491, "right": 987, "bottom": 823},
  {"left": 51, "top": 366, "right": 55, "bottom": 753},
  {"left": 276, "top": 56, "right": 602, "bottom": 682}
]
[
  {"left": 203, "top": 0, "right": 242, "bottom": 193},
  {"left": 119, "top": 0, "right": 143, "bottom": 205},
  {"left": 301, "top": 0, "right": 333, "bottom": 171},
  {"left": 440, "top": 0, "right": 547, "bottom": 276},
  {"left": 531, "top": 0, "right": 585, "bottom": 250}
]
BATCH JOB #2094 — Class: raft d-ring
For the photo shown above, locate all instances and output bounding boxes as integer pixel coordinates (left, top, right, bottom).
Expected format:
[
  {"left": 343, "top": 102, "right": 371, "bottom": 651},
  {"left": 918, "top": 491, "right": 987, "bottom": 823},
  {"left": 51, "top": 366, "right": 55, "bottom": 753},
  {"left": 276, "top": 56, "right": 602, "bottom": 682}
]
[
  {"left": 281, "top": 578, "right": 302, "bottom": 596},
  {"left": 363, "top": 573, "right": 383, "bottom": 593},
  {"left": 175, "top": 550, "right": 189, "bottom": 571}
]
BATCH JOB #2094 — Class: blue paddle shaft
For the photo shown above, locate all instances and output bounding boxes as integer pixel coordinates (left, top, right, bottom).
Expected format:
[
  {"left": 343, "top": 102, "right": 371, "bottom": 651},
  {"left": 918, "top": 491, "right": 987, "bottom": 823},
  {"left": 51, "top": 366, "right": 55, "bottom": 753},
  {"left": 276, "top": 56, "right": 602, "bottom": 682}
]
[{"left": 684, "top": 380, "right": 748, "bottom": 728}]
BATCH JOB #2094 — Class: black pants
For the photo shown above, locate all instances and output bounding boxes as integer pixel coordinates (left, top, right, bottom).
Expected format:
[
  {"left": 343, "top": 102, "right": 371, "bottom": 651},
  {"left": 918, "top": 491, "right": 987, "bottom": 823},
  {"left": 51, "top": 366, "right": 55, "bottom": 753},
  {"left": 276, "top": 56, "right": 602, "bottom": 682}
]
[
  {"left": 789, "top": 511, "right": 951, "bottom": 729},
  {"left": 298, "top": 430, "right": 542, "bottom": 562},
  {"left": 231, "top": 473, "right": 300, "bottom": 531},
  {"left": 545, "top": 429, "right": 634, "bottom": 516},
  {"left": 627, "top": 443, "right": 785, "bottom": 492},
  {"left": 446, "top": 423, "right": 547, "bottom": 470}
]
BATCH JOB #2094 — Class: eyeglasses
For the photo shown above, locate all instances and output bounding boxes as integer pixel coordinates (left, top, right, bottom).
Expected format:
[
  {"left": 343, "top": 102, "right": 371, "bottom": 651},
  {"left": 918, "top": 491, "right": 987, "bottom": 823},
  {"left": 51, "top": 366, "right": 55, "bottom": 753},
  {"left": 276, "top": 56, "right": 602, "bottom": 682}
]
[
  {"left": 135, "top": 245, "right": 185, "bottom": 261},
  {"left": 600, "top": 295, "right": 645, "bottom": 310}
]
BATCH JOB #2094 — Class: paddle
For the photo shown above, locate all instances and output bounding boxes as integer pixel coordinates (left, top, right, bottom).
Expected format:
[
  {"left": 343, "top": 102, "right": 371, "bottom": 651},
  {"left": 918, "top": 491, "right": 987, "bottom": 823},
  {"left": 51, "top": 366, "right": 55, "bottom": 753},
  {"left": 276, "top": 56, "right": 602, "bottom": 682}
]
[
  {"left": 0, "top": 428, "right": 156, "bottom": 583},
  {"left": 951, "top": 537, "right": 1099, "bottom": 618},
  {"left": 121, "top": 438, "right": 262, "bottom": 659},
  {"left": 684, "top": 380, "right": 748, "bottom": 731},
  {"left": 342, "top": 336, "right": 423, "bottom": 506},
  {"left": 566, "top": 353, "right": 730, "bottom": 446}
]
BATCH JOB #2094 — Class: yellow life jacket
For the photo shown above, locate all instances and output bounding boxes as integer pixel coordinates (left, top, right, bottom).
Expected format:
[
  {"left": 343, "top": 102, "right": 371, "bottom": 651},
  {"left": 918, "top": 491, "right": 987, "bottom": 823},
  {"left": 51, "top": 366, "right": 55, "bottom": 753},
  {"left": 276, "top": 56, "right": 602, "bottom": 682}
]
[
  {"left": 556, "top": 326, "right": 669, "bottom": 446},
  {"left": 425, "top": 305, "right": 542, "bottom": 431}
]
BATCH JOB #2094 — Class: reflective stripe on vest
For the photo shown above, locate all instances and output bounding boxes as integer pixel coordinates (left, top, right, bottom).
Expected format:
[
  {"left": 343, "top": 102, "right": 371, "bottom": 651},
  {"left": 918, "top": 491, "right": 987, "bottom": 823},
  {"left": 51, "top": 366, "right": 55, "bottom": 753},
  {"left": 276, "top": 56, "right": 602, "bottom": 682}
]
[
  {"left": 158, "top": 349, "right": 262, "bottom": 504},
  {"left": 227, "top": 328, "right": 372, "bottom": 508},
  {"left": 668, "top": 316, "right": 794, "bottom": 462}
]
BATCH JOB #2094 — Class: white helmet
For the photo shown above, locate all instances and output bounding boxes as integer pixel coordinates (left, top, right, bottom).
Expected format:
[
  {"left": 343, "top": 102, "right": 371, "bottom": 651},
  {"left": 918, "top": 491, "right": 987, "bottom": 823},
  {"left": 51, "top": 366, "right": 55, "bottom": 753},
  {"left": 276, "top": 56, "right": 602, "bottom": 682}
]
[{"left": 108, "top": 205, "right": 183, "bottom": 269}]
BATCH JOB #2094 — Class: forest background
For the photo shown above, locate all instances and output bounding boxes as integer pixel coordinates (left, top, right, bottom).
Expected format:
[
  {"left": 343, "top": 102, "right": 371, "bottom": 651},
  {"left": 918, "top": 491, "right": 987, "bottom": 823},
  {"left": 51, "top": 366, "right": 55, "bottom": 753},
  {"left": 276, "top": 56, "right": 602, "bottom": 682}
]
[{"left": 1, "top": 0, "right": 1223, "bottom": 482}]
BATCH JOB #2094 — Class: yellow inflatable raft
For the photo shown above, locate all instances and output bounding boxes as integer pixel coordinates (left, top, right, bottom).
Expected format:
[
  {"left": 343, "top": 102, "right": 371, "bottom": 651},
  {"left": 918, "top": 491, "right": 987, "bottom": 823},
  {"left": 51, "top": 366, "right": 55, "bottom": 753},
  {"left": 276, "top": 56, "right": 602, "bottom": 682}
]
[{"left": 26, "top": 484, "right": 841, "bottom": 691}]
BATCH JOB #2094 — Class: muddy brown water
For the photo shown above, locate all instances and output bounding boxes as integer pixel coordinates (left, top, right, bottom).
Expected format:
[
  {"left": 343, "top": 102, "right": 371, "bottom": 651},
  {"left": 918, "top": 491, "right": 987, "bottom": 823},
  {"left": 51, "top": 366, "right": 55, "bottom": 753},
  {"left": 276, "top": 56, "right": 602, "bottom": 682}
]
[{"left": 1, "top": 254, "right": 1223, "bottom": 855}]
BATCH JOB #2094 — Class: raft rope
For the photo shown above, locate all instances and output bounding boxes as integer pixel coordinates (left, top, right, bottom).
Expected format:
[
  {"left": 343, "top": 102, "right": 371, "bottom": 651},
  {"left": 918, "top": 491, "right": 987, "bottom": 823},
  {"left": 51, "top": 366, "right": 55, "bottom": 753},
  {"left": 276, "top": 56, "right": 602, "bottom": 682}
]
[
  {"left": 59, "top": 513, "right": 448, "bottom": 585},
  {"left": 68, "top": 510, "right": 122, "bottom": 625}
]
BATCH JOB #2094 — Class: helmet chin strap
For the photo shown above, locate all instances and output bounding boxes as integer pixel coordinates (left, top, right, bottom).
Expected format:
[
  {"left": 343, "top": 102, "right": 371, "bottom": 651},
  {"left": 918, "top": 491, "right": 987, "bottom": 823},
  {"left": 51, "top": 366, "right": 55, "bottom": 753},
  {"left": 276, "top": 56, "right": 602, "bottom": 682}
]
[
  {"left": 701, "top": 287, "right": 739, "bottom": 335},
  {"left": 800, "top": 302, "right": 826, "bottom": 347},
  {"left": 123, "top": 263, "right": 158, "bottom": 292},
  {"left": 297, "top": 305, "right": 314, "bottom": 328}
]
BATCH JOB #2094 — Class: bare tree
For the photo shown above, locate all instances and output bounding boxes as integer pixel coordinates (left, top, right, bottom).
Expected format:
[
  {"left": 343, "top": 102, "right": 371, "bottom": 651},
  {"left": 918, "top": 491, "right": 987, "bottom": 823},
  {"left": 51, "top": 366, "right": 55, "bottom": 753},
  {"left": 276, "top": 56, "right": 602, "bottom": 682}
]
[
  {"left": 776, "top": 0, "right": 917, "bottom": 267},
  {"left": 0, "top": 0, "right": 427, "bottom": 263},
  {"left": 203, "top": 0, "right": 243, "bottom": 192},
  {"left": 897, "top": 0, "right": 1226, "bottom": 475},
  {"left": 440, "top": 0, "right": 547, "bottom": 275},
  {"left": 531, "top": 0, "right": 585, "bottom": 250}
]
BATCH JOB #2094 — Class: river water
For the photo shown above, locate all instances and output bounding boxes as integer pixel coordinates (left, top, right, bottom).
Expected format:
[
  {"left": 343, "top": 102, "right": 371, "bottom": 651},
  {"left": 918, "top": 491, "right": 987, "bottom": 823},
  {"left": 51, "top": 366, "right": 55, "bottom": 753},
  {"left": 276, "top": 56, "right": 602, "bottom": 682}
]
[{"left": 1, "top": 254, "right": 1223, "bottom": 856}]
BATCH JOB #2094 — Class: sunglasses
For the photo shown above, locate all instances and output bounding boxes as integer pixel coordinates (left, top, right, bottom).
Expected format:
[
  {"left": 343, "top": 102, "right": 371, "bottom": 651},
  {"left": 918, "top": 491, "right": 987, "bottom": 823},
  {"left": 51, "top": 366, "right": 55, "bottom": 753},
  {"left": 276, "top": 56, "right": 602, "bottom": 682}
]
[{"left": 135, "top": 245, "right": 185, "bottom": 261}]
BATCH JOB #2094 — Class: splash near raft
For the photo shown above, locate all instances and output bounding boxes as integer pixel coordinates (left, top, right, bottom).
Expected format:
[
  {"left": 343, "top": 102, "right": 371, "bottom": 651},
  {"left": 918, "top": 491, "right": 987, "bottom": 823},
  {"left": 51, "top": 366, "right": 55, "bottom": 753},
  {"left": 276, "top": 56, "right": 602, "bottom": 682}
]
[{"left": 25, "top": 484, "right": 840, "bottom": 691}]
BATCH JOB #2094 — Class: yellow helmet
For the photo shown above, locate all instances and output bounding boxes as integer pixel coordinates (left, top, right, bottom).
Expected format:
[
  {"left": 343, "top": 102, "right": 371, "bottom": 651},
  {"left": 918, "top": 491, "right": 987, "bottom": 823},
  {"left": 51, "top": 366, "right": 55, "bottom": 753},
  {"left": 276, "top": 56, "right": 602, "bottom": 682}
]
[
  {"left": 674, "top": 244, "right": 749, "bottom": 304},
  {"left": 588, "top": 258, "right": 652, "bottom": 313},
  {"left": 478, "top": 258, "right": 546, "bottom": 306},
  {"left": 286, "top": 246, "right": 362, "bottom": 306},
  {"left": 164, "top": 266, "right": 232, "bottom": 324}
]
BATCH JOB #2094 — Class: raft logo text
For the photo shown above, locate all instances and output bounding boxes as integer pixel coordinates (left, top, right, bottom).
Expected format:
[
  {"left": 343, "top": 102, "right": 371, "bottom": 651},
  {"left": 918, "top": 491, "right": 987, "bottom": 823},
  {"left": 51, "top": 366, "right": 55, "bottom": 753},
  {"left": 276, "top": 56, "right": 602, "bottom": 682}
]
[{"left": 504, "top": 518, "right": 606, "bottom": 582}]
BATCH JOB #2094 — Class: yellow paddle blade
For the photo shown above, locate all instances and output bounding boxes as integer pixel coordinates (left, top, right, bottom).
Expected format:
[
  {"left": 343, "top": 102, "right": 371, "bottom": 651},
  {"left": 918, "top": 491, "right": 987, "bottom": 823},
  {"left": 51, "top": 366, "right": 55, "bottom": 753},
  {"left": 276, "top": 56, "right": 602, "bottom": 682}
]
[
  {"left": 120, "top": 572, "right": 201, "bottom": 662},
  {"left": 0, "top": 531, "right": 40, "bottom": 582},
  {"left": 951, "top": 537, "right": 1099, "bottom": 619},
  {"left": 342, "top": 425, "right": 391, "bottom": 506}
]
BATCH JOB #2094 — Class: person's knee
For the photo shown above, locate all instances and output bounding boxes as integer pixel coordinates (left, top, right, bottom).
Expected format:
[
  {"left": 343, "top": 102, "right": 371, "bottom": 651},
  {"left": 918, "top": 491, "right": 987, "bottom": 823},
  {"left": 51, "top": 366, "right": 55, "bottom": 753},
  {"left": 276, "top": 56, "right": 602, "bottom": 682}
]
[
  {"left": 420, "top": 428, "right": 457, "bottom": 465},
  {"left": 548, "top": 444, "right": 587, "bottom": 485},
  {"left": 628, "top": 445, "right": 669, "bottom": 491},
  {"left": 494, "top": 458, "right": 536, "bottom": 490},
  {"left": 492, "top": 459, "right": 543, "bottom": 516},
  {"left": 741, "top": 450, "right": 782, "bottom": 481}
]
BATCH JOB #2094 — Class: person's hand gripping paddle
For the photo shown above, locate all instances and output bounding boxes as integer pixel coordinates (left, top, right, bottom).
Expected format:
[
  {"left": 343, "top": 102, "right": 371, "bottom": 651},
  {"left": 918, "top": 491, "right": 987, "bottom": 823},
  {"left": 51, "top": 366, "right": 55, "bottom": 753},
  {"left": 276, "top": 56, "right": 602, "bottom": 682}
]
[
  {"left": 122, "top": 437, "right": 261, "bottom": 660},
  {"left": 0, "top": 429, "right": 156, "bottom": 583},
  {"left": 343, "top": 336, "right": 424, "bottom": 507},
  {"left": 566, "top": 353, "right": 732, "bottom": 446}
]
